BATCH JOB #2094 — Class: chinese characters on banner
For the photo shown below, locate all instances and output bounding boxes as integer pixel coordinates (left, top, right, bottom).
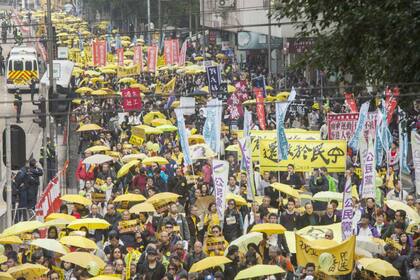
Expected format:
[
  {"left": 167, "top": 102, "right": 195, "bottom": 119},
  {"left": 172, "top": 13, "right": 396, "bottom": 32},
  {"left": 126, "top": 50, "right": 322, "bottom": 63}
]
[
  {"left": 147, "top": 46, "right": 158, "bottom": 73},
  {"left": 259, "top": 139, "right": 347, "bottom": 172},
  {"left": 133, "top": 45, "right": 143, "bottom": 71},
  {"left": 121, "top": 88, "right": 142, "bottom": 111},
  {"left": 164, "top": 40, "right": 173, "bottom": 65},
  {"left": 92, "top": 40, "right": 107, "bottom": 66},
  {"left": 238, "top": 137, "right": 255, "bottom": 200},
  {"left": 227, "top": 91, "right": 246, "bottom": 120},
  {"left": 412, "top": 131, "right": 420, "bottom": 195},
  {"left": 206, "top": 65, "right": 222, "bottom": 94},
  {"left": 172, "top": 39, "right": 179, "bottom": 64},
  {"left": 203, "top": 99, "right": 223, "bottom": 153},
  {"left": 327, "top": 113, "right": 377, "bottom": 140},
  {"left": 254, "top": 88, "right": 267, "bottom": 130},
  {"left": 178, "top": 40, "right": 188, "bottom": 66},
  {"left": 117, "top": 65, "right": 141, "bottom": 78},
  {"left": 92, "top": 40, "right": 99, "bottom": 65},
  {"left": 117, "top": 48, "right": 124, "bottom": 66},
  {"left": 212, "top": 160, "right": 229, "bottom": 222},
  {"left": 341, "top": 178, "right": 353, "bottom": 240},
  {"left": 344, "top": 93, "right": 358, "bottom": 113},
  {"left": 361, "top": 138, "right": 376, "bottom": 199}
]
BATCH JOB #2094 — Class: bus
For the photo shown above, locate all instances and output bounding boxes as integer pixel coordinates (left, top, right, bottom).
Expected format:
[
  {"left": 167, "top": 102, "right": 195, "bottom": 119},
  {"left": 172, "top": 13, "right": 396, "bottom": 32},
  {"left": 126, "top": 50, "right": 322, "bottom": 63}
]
[{"left": 6, "top": 46, "right": 39, "bottom": 92}]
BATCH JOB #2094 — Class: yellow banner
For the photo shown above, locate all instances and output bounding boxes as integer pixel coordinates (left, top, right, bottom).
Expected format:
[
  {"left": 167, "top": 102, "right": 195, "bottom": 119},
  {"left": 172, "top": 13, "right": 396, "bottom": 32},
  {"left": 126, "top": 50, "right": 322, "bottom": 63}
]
[
  {"left": 296, "top": 234, "right": 355, "bottom": 276},
  {"left": 117, "top": 65, "right": 141, "bottom": 78},
  {"left": 236, "top": 130, "right": 320, "bottom": 160},
  {"left": 259, "top": 139, "right": 347, "bottom": 172},
  {"left": 129, "top": 135, "right": 144, "bottom": 146}
]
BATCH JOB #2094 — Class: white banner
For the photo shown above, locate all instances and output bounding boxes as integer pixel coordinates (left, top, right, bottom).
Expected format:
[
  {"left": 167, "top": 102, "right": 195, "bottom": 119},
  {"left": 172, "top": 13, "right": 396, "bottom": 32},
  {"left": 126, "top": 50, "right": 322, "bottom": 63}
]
[
  {"left": 212, "top": 160, "right": 229, "bottom": 223},
  {"left": 341, "top": 178, "right": 353, "bottom": 241},
  {"left": 412, "top": 131, "right": 420, "bottom": 195},
  {"left": 361, "top": 137, "right": 376, "bottom": 199},
  {"left": 238, "top": 137, "right": 255, "bottom": 200}
]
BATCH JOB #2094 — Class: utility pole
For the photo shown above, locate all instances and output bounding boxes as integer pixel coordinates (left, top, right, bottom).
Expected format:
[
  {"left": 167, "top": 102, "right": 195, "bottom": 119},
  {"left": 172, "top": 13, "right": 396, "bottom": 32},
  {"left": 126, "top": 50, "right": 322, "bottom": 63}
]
[
  {"left": 268, "top": 0, "right": 272, "bottom": 79},
  {"left": 45, "top": 0, "right": 53, "bottom": 186},
  {"left": 147, "top": 0, "right": 151, "bottom": 44},
  {"left": 188, "top": 0, "right": 192, "bottom": 37},
  {"left": 5, "top": 118, "right": 12, "bottom": 227},
  {"left": 201, "top": 0, "right": 205, "bottom": 53},
  {"left": 158, "top": 0, "right": 161, "bottom": 39}
]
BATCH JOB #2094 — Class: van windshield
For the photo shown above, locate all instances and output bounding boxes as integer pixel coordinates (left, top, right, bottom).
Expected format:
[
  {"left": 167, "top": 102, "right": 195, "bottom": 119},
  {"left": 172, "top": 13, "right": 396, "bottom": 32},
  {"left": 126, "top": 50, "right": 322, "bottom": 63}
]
[
  {"left": 25, "top": 61, "right": 32, "bottom": 70},
  {"left": 13, "top": 60, "right": 23, "bottom": 71},
  {"left": 33, "top": 60, "right": 37, "bottom": 71}
]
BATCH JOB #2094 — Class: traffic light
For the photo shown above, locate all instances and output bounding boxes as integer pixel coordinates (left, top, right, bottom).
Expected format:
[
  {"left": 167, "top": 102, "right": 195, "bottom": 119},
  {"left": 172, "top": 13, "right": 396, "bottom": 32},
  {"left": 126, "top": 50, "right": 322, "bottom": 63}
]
[
  {"left": 2, "top": 125, "right": 26, "bottom": 170},
  {"left": 33, "top": 97, "right": 46, "bottom": 128}
]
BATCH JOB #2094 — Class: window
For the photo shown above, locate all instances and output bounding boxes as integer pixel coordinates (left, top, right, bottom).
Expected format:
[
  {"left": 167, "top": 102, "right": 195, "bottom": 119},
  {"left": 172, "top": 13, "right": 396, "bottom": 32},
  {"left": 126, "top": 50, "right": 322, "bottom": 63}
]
[
  {"left": 33, "top": 60, "right": 37, "bottom": 71},
  {"left": 8, "top": 61, "right": 12, "bottom": 71},
  {"left": 25, "top": 61, "right": 32, "bottom": 70},
  {"left": 13, "top": 60, "right": 23, "bottom": 71}
]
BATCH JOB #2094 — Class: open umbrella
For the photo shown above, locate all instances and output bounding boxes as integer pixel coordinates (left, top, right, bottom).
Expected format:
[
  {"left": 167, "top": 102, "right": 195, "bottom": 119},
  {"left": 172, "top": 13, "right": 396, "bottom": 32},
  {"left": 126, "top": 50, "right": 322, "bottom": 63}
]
[
  {"left": 234, "top": 264, "right": 285, "bottom": 280},
  {"left": 225, "top": 145, "right": 240, "bottom": 152},
  {"left": 85, "top": 145, "right": 111, "bottom": 153},
  {"left": 90, "top": 89, "right": 109, "bottom": 96},
  {"left": 118, "top": 77, "right": 136, "bottom": 84},
  {"left": 67, "top": 218, "right": 110, "bottom": 230},
  {"left": 147, "top": 192, "right": 180, "bottom": 205},
  {"left": 386, "top": 200, "right": 420, "bottom": 222},
  {"left": 358, "top": 258, "right": 400, "bottom": 278},
  {"left": 60, "top": 194, "right": 92, "bottom": 206},
  {"left": 356, "top": 236, "right": 385, "bottom": 255},
  {"left": 188, "top": 134, "right": 205, "bottom": 144},
  {"left": 131, "top": 83, "right": 149, "bottom": 92},
  {"left": 189, "top": 256, "right": 231, "bottom": 273},
  {"left": 190, "top": 143, "right": 217, "bottom": 160},
  {"left": 61, "top": 252, "right": 106, "bottom": 269},
  {"left": 88, "top": 275, "right": 121, "bottom": 280},
  {"left": 77, "top": 124, "right": 103, "bottom": 132},
  {"left": 143, "top": 111, "right": 166, "bottom": 125},
  {"left": 0, "top": 272, "right": 13, "bottom": 280},
  {"left": 312, "top": 191, "right": 343, "bottom": 202},
  {"left": 42, "top": 218, "right": 71, "bottom": 228},
  {"left": 156, "top": 124, "right": 178, "bottom": 132},
  {"left": 270, "top": 183, "right": 300, "bottom": 198},
  {"left": 226, "top": 232, "right": 263, "bottom": 254},
  {"left": 113, "top": 193, "right": 146, "bottom": 203},
  {"left": 121, "top": 153, "right": 147, "bottom": 163},
  {"left": 225, "top": 193, "right": 247, "bottom": 206},
  {"left": 129, "top": 202, "right": 156, "bottom": 214},
  {"left": 142, "top": 156, "right": 169, "bottom": 166},
  {"left": 8, "top": 263, "right": 49, "bottom": 280},
  {"left": 0, "top": 235, "right": 23, "bottom": 245},
  {"left": 30, "top": 239, "right": 69, "bottom": 255},
  {"left": 83, "top": 154, "right": 113, "bottom": 165},
  {"left": 250, "top": 223, "right": 286, "bottom": 235},
  {"left": 75, "top": 87, "right": 93, "bottom": 94},
  {"left": 117, "top": 160, "right": 140, "bottom": 178},
  {"left": 150, "top": 118, "right": 171, "bottom": 127},
  {"left": 60, "top": 235, "right": 98, "bottom": 250},
  {"left": 1, "top": 220, "right": 44, "bottom": 236},
  {"left": 45, "top": 213, "right": 77, "bottom": 222}
]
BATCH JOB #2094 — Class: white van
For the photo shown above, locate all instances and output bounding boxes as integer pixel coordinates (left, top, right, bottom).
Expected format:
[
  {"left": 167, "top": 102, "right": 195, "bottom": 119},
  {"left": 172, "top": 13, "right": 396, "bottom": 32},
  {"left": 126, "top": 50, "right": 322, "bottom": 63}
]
[{"left": 6, "top": 46, "right": 39, "bottom": 92}]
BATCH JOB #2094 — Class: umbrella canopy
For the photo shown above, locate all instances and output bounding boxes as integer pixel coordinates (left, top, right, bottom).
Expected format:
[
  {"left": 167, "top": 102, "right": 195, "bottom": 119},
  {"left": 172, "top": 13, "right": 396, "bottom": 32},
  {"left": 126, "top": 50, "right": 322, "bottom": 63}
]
[
  {"left": 30, "top": 238, "right": 69, "bottom": 255},
  {"left": 0, "top": 235, "right": 23, "bottom": 245},
  {"left": 143, "top": 111, "right": 166, "bottom": 125},
  {"left": 147, "top": 192, "right": 180, "bottom": 205},
  {"left": 42, "top": 218, "right": 71, "bottom": 228},
  {"left": 60, "top": 194, "right": 92, "bottom": 206},
  {"left": 60, "top": 235, "right": 98, "bottom": 250},
  {"left": 188, "top": 134, "right": 205, "bottom": 144},
  {"left": 226, "top": 232, "right": 263, "bottom": 254},
  {"left": 90, "top": 89, "right": 109, "bottom": 96},
  {"left": 234, "top": 264, "right": 285, "bottom": 280},
  {"left": 1, "top": 220, "right": 44, "bottom": 236},
  {"left": 189, "top": 256, "right": 231, "bottom": 273},
  {"left": 150, "top": 118, "right": 171, "bottom": 127},
  {"left": 88, "top": 275, "right": 121, "bottom": 280},
  {"left": 83, "top": 154, "right": 113, "bottom": 165},
  {"left": 121, "top": 153, "right": 147, "bottom": 163},
  {"left": 156, "top": 124, "right": 178, "bottom": 132},
  {"left": 0, "top": 272, "right": 13, "bottom": 280},
  {"left": 270, "top": 183, "right": 300, "bottom": 198},
  {"left": 8, "top": 263, "right": 49, "bottom": 280},
  {"left": 250, "top": 223, "right": 286, "bottom": 235},
  {"left": 129, "top": 202, "right": 156, "bottom": 214},
  {"left": 131, "top": 83, "right": 149, "bottom": 92},
  {"left": 113, "top": 193, "right": 146, "bottom": 203},
  {"left": 77, "top": 124, "right": 103, "bottom": 132},
  {"left": 67, "top": 218, "right": 110, "bottom": 230},
  {"left": 45, "top": 213, "right": 77, "bottom": 222},
  {"left": 85, "top": 145, "right": 111, "bottom": 153},
  {"left": 386, "top": 200, "right": 420, "bottom": 222},
  {"left": 118, "top": 77, "right": 136, "bottom": 84},
  {"left": 225, "top": 144, "right": 240, "bottom": 152},
  {"left": 117, "top": 160, "right": 140, "bottom": 178},
  {"left": 190, "top": 143, "right": 217, "bottom": 160},
  {"left": 358, "top": 258, "right": 400, "bottom": 278},
  {"left": 142, "top": 156, "right": 169, "bottom": 166},
  {"left": 61, "top": 252, "right": 106, "bottom": 269},
  {"left": 75, "top": 87, "right": 93, "bottom": 94},
  {"left": 312, "top": 191, "right": 343, "bottom": 202},
  {"left": 356, "top": 236, "right": 385, "bottom": 255},
  {"left": 226, "top": 193, "right": 247, "bottom": 206}
]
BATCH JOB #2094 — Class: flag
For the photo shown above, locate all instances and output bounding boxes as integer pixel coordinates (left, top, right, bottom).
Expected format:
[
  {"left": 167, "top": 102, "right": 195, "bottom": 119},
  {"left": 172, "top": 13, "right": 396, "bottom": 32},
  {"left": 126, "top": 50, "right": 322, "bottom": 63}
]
[
  {"left": 203, "top": 99, "right": 223, "bottom": 153},
  {"left": 344, "top": 93, "right": 358, "bottom": 113},
  {"left": 163, "top": 77, "right": 176, "bottom": 94},
  {"left": 115, "top": 33, "right": 122, "bottom": 49},
  {"left": 238, "top": 137, "right": 255, "bottom": 200},
  {"left": 412, "top": 131, "right": 420, "bottom": 195},
  {"left": 175, "top": 109, "right": 192, "bottom": 166},
  {"left": 178, "top": 40, "right": 188, "bottom": 66},
  {"left": 375, "top": 109, "right": 384, "bottom": 166},
  {"left": 341, "top": 177, "right": 353, "bottom": 240},
  {"left": 147, "top": 46, "right": 158, "bottom": 73},
  {"left": 78, "top": 33, "right": 84, "bottom": 51},
  {"left": 212, "top": 160, "right": 229, "bottom": 222},
  {"left": 275, "top": 87, "right": 296, "bottom": 160},
  {"left": 398, "top": 108, "right": 410, "bottom": 174},
  {"left": 133, "top": 45, "right": 143, "bottom": 71},
  {"left": 361, "top": 136, "right": 376, "bottom": 199},
  {"left": 117, "top": 48, "right": 124, "bottom": 66},
  {"left": 254, "top": 88, "right": 266, "bottom": 130},
  {"left": 164, "top": 40, "right": 173, "bottom": 65},
  {"left": 105, "top": 34, "right": 111, "bottom": 52},
  {"left": 348, "top": 101, "right": 370, "bottom": 151},
  {"left": 386, "top": 87, "right": 399, "bottom": 124},
  {"left": 172, "top": 39, "right": 179, "bottom": 65}
]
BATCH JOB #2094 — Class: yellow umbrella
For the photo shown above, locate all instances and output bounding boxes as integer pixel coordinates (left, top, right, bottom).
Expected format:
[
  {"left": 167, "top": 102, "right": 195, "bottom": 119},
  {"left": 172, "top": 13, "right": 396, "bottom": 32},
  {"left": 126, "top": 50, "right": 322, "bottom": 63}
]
[
  {"left": 121, "top": 153, "right": 147, "bottom": 163},
  {"left": 100, "top": 68, "right": 116, "bottom": 74},
  {"left": 250, "top": 223, "right": 286, "bottom": 235},
  {"left": 8, "top": 263, "right": 49, "bottom": 280},
  {"left": 42, "top": 218, "right": 71, "bottom": 228},
  {"left": 386, "top": 200, "right": 420, "bottom": 222},
  {"left": 60, "top": 236, "right": 98, "bottom": 250},
  {"left": 225, "top": 144, "right": 240, "bottom": 152},
  {"left": 151, "top": 118, "right": 171, "bottom": 127},
  {"left": 113, "top": 193, "right": 146, "bottom": 203},
  {"left": 1, "top": 220, "right": 44, "bottom": 236},
  {"left": 77, "top": 124, "right": 103, "bottom": 132},
  {"left": 88, "top": 276, "right": 121, "bottom": 280},
  {"left": 216, "top": 53, "right": 226, "bottom": 59},
  {"left": 227, "top": 84, "right": 236, "bottom": 93},
  {"left": 67, "top": 218, "right": 111, "bottom": 230},
  {"left": 358, "top": 258, "right": 400, "bottom": 278},
  {"left": 270, "top": 182, "right": 300, "bottom": 198},
  {"left": 61, "top": 252, "right": 106, "bottom": 269},
  {"left": 265, "top": 85, "right": 274, "bottom": 91},
  {"left": 85, "top": 70, "right": 101, "bottom": 76},
  {"left": 194, "top": 56, "right": 204, "bottom": 61},
  {"left": 189, "top": 256, "right": 231, "bottom": 273},
  {"left": 0, "top": 272, "right": 13, "bottom": 280},
  {"left": 234, "top": 264, "right": 285, "bottom": 280},
  {"left": 190, "top": 143, "right": 217, "bottom": 160},
  {"left": 144, "top": 126, "right": 163, "bottom": 135},
  {"left": 226, "top": 193, "right": 247, "bottom": 206},
  {"left": 188, "top": 134, "right": 205, "bottom": 144},
  {"left": 124, "top": 50, "right": 134, "bottom": 57},
  {"left": 147, "top": 192, "right": 180, "bottom": 205},
  {"left": 199, "top": 86, "right": 209, "bottom": 93},
  {"left": 129, "top": 202, "right": 156, "bottom": 214},
  {"left": 118, "top": 77, "right": 136, "bottom": 84},
  {"left": 90, "top": 77, "right": 105, "bottom": 84},
  {"left": 90, "top": 89, "right": 109, "bottom": 96},
  {"left": 142, "top": 156, "right": 169, "bottom": 166},
  {"left": 30, "top": 239, "right": 69, "bottom": 255},
  {"left": 75, "top": 87, "right": 93, "bottom": 94},
  {"left": 143, "top": 111, "right": 166, "bottom": 125},
  {"left": 243, "top": 99, "right": 257, "bottom": 105},
  {"left": 117, "top": 160, "right": 140, "bottom": 178},
  {"left": 131, "top": 83, "right": 149, "bottom": 92},
  {"left": 0, "top": 255, "right": 6, "bottom": 264},
  {"left": 156, "top": 124, "right": 177, "bottom": 132},
  {"left": 313, "top": 191, "right": 343, "bottom": 202},
  {"left": 226, "top": 232, "right": 263, "bottom": 254},
  {"left": 85, "top": 145, "right": 111, "bottom": 153},
  {"left": 60, "top": 194, "right": 92, "bottom": 206},
  {"left": 121, "top": 40, "right": 131, "bottom": 47},
  {"left": 0, "top": 235, "right": 23, "bottom": 245}
]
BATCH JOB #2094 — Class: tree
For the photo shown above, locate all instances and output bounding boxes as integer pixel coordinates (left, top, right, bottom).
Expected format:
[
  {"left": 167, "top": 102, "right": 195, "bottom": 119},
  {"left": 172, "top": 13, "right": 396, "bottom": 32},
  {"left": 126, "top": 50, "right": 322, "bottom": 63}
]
[{"left": 273, "top": 0, "right": 420, "bottom": 87}]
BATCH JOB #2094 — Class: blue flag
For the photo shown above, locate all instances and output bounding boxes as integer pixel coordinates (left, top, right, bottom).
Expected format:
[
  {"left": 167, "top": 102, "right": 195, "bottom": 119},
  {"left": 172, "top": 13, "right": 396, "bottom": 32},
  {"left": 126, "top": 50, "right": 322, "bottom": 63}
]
[
  {"left": 348, "top": 101, "right": 370, "bottom": 151},
  {"left": 275, "top": 87, "right": 296, "bottom": 161}
]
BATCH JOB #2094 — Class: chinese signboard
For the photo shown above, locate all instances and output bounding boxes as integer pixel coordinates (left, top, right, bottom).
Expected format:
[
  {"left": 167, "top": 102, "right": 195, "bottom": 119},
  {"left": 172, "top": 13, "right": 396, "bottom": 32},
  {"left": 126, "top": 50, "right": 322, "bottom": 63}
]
[
  {"left": 206, "top": 65, "right": 222, "bottom": 94},
  {"left": 327, "top": 113, "right": 377, "bottom": 140},
  {"left": 121, "top": 88, "right": 142, "bottom": 111},
  {"left": 287, "top": 37, "right": 315, "bottom": 54}
]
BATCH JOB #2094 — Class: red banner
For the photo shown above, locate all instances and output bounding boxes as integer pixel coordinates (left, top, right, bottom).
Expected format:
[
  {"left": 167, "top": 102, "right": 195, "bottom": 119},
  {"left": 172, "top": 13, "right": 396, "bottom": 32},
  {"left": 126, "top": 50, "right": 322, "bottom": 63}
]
[
  {"left": 172, "top": 39, "right": 179, "bottom": 65},
  {"left": 98, "top": 40, "right": 107, "bottom": 66},
  {"left": 92, "top": 40, "right": 99, "bottom": 66},
  {"left": 133, "top": 45, "right": 143, "bottom": 71},
  {"left": 122, "top": 87, "right": 142, "bottom": 111},
  {"left": 327, "top": 113, "right": 377, "bottom": 140},
  {"left": 344, "top": 93, "right": 358, "bottom": 113},
  {"left": 179, "top": 40, "right": 187, "bottom": 66},
  {"left": 147, "top": 46, "right": 158, "bottom": 73},
  {"left": 386, "top": 87, "right": 399, "bottom": 124},
  {"left": 164, "top": 40, "right": 173, "bottom": 65},
  {"left": 254, "top": 88, "right": 266, "bottom": 130},
  {"left": 117, "top": 48, "right": 124, "bottom": 66}
]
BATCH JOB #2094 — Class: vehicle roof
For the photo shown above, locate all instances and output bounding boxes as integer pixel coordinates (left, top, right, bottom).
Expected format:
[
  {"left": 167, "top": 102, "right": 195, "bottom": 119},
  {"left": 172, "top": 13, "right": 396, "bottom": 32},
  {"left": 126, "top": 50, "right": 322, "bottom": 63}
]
[
  {"left": 10, "top": 46, "right": 37, "bottom": 56},
  {"left": 8, "top": 54, "right": 38, "bottom": 60}
]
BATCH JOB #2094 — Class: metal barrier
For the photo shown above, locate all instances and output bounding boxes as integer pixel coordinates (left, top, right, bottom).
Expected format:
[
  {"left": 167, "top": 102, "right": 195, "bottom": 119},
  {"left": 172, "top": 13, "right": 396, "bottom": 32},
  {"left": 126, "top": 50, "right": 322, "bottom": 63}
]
[{"left": 0, "top": 207, "right": 36, "bottom": 231}]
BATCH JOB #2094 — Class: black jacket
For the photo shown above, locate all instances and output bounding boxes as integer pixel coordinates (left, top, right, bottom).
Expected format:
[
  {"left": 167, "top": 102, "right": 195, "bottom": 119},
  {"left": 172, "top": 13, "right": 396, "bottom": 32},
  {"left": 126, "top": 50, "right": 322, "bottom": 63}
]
[
  {"left": 136, "top": 260, "right": 166, "bottom": 280},
  {"left": 298, "top": 213, "right": 320, "bottom": 229}
]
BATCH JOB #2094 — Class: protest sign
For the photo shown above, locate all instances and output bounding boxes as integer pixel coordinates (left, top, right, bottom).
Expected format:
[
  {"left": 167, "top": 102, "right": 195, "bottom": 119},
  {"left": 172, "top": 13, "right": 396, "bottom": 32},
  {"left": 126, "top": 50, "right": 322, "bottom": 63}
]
[
  {"left": 327, "top": 113, "right": 377, "bottom": 140},
  {"left": 121, "top": 88, "right": 142, "bottom": 111}
]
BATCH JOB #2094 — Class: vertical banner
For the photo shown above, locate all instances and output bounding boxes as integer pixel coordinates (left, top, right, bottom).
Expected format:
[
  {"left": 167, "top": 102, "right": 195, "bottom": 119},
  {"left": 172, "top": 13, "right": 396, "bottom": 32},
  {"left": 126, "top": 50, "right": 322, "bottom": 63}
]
[
  {"left": 133, "top": 45, "right": 143, "bottom": 71},
  {"left": 212, "top": 160, "right": 229, "bottom": 223},
  {"left": 178, "top": 40, "right": 188, "bottom": 66},
  {"left": 238, "top": 137, "right": 255, "bottom": 200},
  {"left": 254, "top": 88, "right": 266, "bottom": 130},
  {"left": 203, "top": 99, "right": 223, "bottom": 153},
  {"left": 276, "top": 102, "right": 289, "bottom": 161},
  {"left": 375, "top": 110, "right": 384, "bottom": 166},
  {"left": 92, "top": 40, "right": 99, "bottom": 65},
  {"left": 172, "top": 39, "right": 179, "bottom": 65},
  {"left": 97, "top": 40, "right": 107, "bottom": 66},
  {"left": 348, "top": 101, "right": 370, "bottom": 151},
  {"left": 117, "top": 48, "right": 124, "bottom": 66},
  {"left": 386, "top": 87, "right": 399, "bottom": 124},
  {"left": 164, "top": 40, "right": 173, "bottom": 65},
  {"left": 344, "top": 93, "right": 358, "bottom": 113},
  {"left": 147, "top": 46, "right": 158, "bottom": 73},
  {"left": 243, "top": 108, "right": 252, "bottom": 138},
  {"left": 175, "top": 109, "right": 192, "bottom": 166},
  {"left": 121, "top": 88, "right": 142, "bottom": 112},
  {"left": 341, "top": 178, "right": 353, "bottom": 240},
  {"left": 206, "top": 65, "right": 222, "bottom": 95},
  {"left": 361, "top": 137, "right": 376, "bottom": 199},
  {"left": 399, "top": 108, "right": 411, "bottom": 174},
  {"left": 412, "top": 131, "right": 420, "bottom": 195}
]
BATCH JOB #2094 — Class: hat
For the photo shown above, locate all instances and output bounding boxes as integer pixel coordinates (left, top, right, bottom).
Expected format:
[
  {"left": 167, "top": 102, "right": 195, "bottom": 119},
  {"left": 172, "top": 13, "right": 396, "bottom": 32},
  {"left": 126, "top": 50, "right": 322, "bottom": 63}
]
[{"left": 146, "top": 247, "right": 157, "bottom": 255}]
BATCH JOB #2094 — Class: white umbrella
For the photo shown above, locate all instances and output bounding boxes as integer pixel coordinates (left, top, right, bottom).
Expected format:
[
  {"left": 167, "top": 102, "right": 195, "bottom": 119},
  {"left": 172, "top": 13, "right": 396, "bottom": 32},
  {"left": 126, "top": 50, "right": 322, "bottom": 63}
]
[
  {"left": 356, "top": 236, "right": 385, "bottom": 255},
  {"left": 83, "top": 154, "right": 113, "bottom": 165},
  {"left": 312, "top": 191, "right": 343, "bottom": 202}
]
